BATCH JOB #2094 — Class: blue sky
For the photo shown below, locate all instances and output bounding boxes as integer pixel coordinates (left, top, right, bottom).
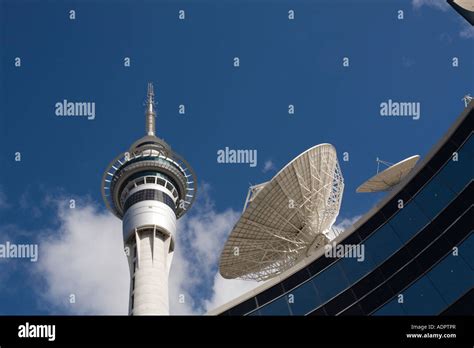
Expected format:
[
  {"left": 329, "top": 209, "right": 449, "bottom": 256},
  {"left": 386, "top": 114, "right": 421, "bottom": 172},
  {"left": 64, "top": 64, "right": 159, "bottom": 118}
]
[{"left": 0, "top": 0, "right": 472, "bottom": 315}]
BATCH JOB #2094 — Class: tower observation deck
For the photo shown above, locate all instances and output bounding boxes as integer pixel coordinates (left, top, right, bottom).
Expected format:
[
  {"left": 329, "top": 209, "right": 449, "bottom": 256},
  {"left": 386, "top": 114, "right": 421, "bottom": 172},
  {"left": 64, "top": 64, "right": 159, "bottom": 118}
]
[{"left": 101, "top": 83, "right": 197, "bottom": 315}]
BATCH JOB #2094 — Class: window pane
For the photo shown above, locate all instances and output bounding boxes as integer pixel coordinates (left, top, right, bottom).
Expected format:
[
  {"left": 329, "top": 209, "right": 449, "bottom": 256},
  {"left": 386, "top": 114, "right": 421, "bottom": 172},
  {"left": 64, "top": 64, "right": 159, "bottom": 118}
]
[
  {"left": 427, "top": 252, "right": 474, "bottom": 305},
  {"left": 287, "top": 280, "right": 321, "bottom": 315},
  {"left": 339, "top": 247, "right": 375, "bottom": 284},
  {"left": 256, "top": 284, "right": 284, "bottom": 306},
  {"left": 359, "top": 283, "right": 393, "bottom": 314},
  {"left": 364, "top": 223, "right": 402, "bottom": 266},
  {"left": 389, "top": 201, "right": 429, "bottom": 243},
  {"left": 458, "top": 233, "right": 474, "bottom": 270},
  {"left": 401, "top": 276, "right": 447, "bottom": 315},
  {"left": 229, "top": 298, "right": 257, "bottom": 315},
  {"left": 413, "top": 174, "right": 456, "bottom": 221},
  {"left": 373, "top": 297, "right": 405, "bottom": 316},
  {"left": 312, "top": 262, "right": 349, "bottom": 304},
  {"left": 247, "top": 310, "right": 260, "bottom": 316},
  {"left": 437, "top": 135, "right": 474, "bottom": 194},
  {"left": 259, "top": 296, "right": 290, "bottom": 316}
]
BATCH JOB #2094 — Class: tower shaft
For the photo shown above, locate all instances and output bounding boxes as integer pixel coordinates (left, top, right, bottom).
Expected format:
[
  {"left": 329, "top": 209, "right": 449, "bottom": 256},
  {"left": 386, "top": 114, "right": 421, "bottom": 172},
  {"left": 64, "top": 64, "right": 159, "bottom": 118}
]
[
  {"left": 123, "top": 185, "right": 177, "bottom": 315},
  {"left": 126, "top": 226, "right": 173, "bottom": 315}
]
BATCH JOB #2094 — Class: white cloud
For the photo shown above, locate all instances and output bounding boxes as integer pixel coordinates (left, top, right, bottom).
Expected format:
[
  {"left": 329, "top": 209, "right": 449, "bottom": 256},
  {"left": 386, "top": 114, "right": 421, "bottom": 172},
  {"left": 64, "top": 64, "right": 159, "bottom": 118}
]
[
  {"left": 31, "top": 184, "right": 258, "bottom": 315},
  {"left": 402, "top": 56, "right": 415, "bottom": 68},
  {"left": 204, "top": 274, "right": 259, "bottom": 312},
  {"left": 332, "top": 215, "right": 362, "bottom": 235},
  {"left": 35, "top": 200, "right": 129, "bottom": 315},
  {"left": 168, "top": 246, "right": 197, "bottom": 314},
  {"left": 262, "top": 159, "right": 276, "bottom": 173},
  {"left": 439, "top": 32, "right": 454, "bottom": 43},
  {"left": 412, "top": 0, "right": 450, "bottom": 11},
  {"left": 0, "top": 186, "right": 9, "bottom": 209},
  {"left": 4, "top": 187, "right": 363, "bottom": 315},
  {"left": 460, "top": 24, "right": 474, "bottom": 38},
  {"left": 170, "top": 183, "right": 257, "bottom": 314},
  {"left": 412, "top": 0, "right": 474, "bottom": 39},
  {"left": 19, "top": 189, "right": 42, "bottom": 218},
  {"left": 0, "top": 228, "right": 16, "bottom": 286}
]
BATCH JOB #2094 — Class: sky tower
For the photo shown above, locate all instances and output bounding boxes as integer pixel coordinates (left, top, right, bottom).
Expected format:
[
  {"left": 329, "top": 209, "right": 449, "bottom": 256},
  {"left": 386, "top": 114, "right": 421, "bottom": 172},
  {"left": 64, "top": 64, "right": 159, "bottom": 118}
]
[{"left": 101, "top": 83, "right": 197, "bottom": 315}]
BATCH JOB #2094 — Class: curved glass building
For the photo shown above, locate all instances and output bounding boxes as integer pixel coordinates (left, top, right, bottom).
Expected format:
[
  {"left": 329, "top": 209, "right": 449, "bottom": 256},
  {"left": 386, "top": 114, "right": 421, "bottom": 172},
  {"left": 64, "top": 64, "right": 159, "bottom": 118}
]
[{"left": 210, "top": 102, "right": 473, "bottom": 316}]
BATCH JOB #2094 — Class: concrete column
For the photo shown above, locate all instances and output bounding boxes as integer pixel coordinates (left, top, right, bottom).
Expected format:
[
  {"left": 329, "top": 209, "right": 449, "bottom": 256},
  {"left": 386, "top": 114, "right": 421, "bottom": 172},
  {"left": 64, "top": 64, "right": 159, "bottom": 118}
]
[{"left": 123, "top": 199, "right": 176, "bottom": 315}]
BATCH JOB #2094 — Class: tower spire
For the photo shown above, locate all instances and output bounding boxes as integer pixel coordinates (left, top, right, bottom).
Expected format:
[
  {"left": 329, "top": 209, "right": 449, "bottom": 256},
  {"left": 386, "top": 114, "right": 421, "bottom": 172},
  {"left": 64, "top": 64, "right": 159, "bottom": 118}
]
[{"left": 146, "top": 82, "right": 156, "bottom": 136}]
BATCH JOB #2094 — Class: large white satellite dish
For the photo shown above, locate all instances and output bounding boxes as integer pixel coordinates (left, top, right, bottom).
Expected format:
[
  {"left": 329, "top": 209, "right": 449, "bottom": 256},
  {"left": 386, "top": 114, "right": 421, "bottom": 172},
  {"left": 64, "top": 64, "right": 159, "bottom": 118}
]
[
  {"left": 219, "top": 144, "right": 344, "bottom": 281},
  {"left": 356, "top": 155, "right": 420, "bottom": 193}
]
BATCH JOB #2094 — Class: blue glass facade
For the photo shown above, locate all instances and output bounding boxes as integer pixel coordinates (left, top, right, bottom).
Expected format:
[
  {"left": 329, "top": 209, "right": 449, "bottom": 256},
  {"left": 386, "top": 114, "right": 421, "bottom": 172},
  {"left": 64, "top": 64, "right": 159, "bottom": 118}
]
[
  {"left": 374, "top": 234, "right": 474, "bottom": 316},
  {"left": 218, "top": 107, "right": 473, "bottom": 316}
]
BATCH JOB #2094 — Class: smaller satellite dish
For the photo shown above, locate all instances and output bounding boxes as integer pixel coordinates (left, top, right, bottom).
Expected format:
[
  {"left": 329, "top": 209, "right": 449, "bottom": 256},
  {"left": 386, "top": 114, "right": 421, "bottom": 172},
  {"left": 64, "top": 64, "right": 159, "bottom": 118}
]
[
  {"left": 356, "top": 155, "right": 420, "bottom": 193},
  {"left": 448, "top": 0, "right": 474, "bottom": 26}
]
